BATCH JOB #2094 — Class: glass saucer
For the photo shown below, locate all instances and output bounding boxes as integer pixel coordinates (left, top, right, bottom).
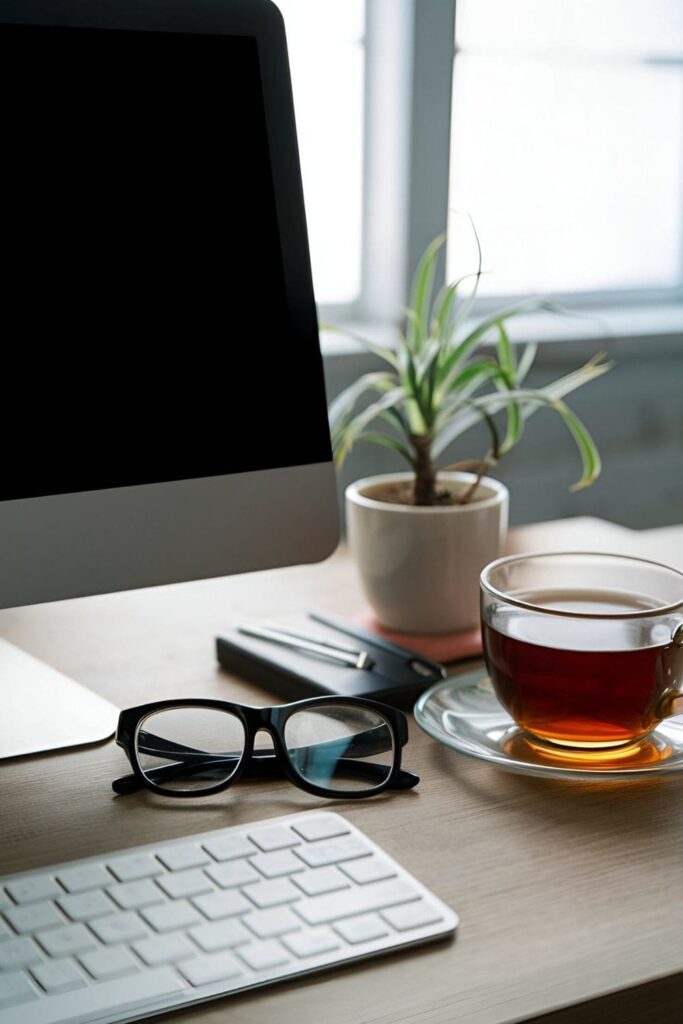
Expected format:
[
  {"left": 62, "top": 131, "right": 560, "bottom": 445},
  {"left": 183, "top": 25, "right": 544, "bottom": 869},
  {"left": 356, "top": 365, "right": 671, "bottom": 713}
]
[{"left": 414, "top": 668, "right": 683, "bottom": 781}]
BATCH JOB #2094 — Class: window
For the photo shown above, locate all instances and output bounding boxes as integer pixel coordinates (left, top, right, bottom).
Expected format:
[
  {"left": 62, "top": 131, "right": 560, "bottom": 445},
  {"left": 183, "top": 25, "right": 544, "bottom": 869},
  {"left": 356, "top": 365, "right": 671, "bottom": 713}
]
[
  {"left": 447, "top": 0, "right": 683, "bottom": 301},
  {"left": 274, "top": 1, "right": 365, "bottom": 306},
  {"left": 276, "top": 1, "right": 683, "bottom": 322}
]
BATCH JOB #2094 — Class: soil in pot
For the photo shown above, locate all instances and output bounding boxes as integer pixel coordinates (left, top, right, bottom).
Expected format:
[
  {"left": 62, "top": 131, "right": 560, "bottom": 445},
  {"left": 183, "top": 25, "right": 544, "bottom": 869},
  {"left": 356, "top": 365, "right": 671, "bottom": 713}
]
[{"left": 360, "top": 478, "right": 491, "bottom": 507}]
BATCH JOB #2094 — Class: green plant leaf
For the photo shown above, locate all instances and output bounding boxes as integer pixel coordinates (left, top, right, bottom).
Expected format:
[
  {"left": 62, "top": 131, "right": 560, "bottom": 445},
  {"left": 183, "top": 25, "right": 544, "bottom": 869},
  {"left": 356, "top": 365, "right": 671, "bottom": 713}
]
[
  {"left": 456, "top": 298, "right": 551, "bottom": 354},
  {"left": 353, "top": 432, "right": 415, "bottom": 466},
  {"left": 516, "top": 342, "right": 538, "bottom": 383},
  {"left": 414, "top": 338, "right": 442, "bottom": 385},
  {"left": 431, "top": 361, "right": 506, "bottom": 453},
  {"left": 431, "top": 271, "right": 481, "bottom": 343},
  {"left": 333, "top": 387, "right": 407, "bottom": 466},
  {"left": 430, "top": 354, "right": 611, "bottom": 463},
  {"left": 447, "top": 214, "right": 483, "bottom": 335},
  {"left": 406, "top": 233, "right": 446, "bottom": 351},
  {"left": 433, "top": 333, "right": 489, "bottom": 396},
  {"left": 540, "top": 352, "right": 613, "bottom": 403},
  {"left": 403, "top": 309, "right": 422, "bottom": 353},
  {"left": 328, "top": 371, "right": 397, "bottom": 437},
  {"left": 469, "top": 388, "right": 602, "bottom": 489},
  {"left": 380, "top": 407, "right": 412, "bottom": 442},
  {"left": 495, "top": 322, "right": 522, "bottom": 455},
  {"left": 559, "top": 406, "right": 602, "bottom": 492},
  {"left": 320, "top": 324, "right": 400, "bottom": 371},
  {"left": 496, "top": 320, "right": 516, "bottom": 375},
  {"left": 462, "top": 401, "right": 501, "bottom": 461},
  {"left": 434, "top": 300, "right": 553, "bottom": 402},
  {"left": 397, "top": 347, "right": 428, "bottom": 433},
  {"left": 498, "top": 397, "right": 522, "bottom": 456},
  {"left": 413, "top": 337, "right": 444, "bottom": 427},
  {"left": 443, "top": 358, "right": 504, "bottom": 400}
]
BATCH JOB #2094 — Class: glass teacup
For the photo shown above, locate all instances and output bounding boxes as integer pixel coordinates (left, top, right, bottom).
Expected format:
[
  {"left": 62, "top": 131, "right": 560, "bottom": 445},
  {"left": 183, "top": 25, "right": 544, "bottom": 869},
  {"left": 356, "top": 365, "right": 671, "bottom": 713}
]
[{"left": 480, "top": 552, "right": 683, "bottom": 750}]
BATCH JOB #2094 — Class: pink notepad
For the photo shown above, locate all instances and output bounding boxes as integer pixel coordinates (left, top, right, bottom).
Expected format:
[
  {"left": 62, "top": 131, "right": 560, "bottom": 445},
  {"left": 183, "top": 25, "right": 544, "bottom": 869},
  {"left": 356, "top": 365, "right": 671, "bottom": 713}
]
[{"left": 354, "top": 610, "right": 482, "bottom": 665}]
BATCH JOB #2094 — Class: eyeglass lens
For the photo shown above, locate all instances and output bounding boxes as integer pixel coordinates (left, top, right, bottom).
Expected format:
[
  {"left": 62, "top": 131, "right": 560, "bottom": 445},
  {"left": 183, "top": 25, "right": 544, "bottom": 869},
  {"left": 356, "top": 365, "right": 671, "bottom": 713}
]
[
  {"left": 136, "top": 707, "right": 246, "bottom": 793},
  {"left": 134, "top": 703, "right": 396, "bottom": 796},
  {"left": 283, "top": 703, "right": 395, "bottom": 792}
]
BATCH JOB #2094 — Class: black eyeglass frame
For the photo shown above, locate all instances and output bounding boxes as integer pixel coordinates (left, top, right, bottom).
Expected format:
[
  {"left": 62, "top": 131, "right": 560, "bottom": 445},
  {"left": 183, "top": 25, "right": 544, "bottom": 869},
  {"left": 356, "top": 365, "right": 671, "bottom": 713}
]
[{"left": 114, "top": 695, "right": 417, "bottom": 800}]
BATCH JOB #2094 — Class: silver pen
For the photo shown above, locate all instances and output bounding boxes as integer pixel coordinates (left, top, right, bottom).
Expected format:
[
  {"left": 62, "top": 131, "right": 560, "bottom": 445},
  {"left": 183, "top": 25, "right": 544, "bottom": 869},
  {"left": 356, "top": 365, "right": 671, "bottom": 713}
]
[{"left": 237, "top": 624, "right": 374, "bottom": 670}]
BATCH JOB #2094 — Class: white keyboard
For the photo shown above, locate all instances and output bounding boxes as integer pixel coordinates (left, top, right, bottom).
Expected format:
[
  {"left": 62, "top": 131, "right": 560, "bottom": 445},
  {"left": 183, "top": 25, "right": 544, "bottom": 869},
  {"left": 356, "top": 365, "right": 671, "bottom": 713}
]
[{"left": 0, "top": 811, "right": 457, "bottom": 1024}]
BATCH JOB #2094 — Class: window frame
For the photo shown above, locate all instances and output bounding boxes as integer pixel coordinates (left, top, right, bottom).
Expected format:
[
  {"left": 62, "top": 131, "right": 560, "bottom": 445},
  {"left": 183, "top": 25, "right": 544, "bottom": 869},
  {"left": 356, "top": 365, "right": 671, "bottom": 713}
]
[{"left": 318, "top": 0, "right": 683, "bottom": 328}]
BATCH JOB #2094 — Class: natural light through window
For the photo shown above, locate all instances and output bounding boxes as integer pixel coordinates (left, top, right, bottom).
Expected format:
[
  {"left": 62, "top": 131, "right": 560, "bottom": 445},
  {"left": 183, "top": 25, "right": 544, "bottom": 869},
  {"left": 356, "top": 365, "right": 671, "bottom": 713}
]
[
  {"left": 274, "top": 1, "right": 365, "bottom": 306},
  {"left": 448, "top": 0, "right": 683, "bottom": 298}
]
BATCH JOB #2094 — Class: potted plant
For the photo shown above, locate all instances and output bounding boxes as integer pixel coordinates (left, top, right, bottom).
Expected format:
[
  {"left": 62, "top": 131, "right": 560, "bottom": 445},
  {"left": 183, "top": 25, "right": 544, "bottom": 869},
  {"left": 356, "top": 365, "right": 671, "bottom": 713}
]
[{"left": 330, "top": 232, "right": 611, "bottom": 634}]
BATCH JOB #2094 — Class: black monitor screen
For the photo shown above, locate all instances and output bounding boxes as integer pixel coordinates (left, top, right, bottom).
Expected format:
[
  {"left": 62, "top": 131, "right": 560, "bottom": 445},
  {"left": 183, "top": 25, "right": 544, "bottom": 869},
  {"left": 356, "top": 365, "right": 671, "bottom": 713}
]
[{"left": 0, "top": 23, "right": 331, "bottom": 501}]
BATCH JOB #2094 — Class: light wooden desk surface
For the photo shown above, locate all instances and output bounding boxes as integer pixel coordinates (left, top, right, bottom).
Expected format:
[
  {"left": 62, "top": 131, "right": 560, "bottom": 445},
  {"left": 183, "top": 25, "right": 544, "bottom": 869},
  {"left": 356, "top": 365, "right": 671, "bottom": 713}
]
[{"left": 2, "top": 517, "right": 682, "bottom": 1024}]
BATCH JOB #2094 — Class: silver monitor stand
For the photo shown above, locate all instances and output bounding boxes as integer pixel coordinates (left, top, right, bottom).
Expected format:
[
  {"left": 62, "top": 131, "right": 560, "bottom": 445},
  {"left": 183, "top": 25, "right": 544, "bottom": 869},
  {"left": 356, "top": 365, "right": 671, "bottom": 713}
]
[{"left": 0, "top": 641, "right": 118, "bottom": 759}]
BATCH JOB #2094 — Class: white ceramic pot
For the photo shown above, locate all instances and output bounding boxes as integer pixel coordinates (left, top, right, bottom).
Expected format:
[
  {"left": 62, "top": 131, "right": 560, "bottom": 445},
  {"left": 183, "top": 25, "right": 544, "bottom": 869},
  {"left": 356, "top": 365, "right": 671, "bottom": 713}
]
[{"left": 346, "top": 471, "right": 509, "bottom": 634}]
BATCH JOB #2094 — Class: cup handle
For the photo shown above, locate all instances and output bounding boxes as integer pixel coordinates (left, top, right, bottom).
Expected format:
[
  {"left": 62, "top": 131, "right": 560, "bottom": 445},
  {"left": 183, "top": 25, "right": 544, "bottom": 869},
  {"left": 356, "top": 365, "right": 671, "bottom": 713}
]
[{"left": 654, "top": 623, "right": 683, "bottom": 719}]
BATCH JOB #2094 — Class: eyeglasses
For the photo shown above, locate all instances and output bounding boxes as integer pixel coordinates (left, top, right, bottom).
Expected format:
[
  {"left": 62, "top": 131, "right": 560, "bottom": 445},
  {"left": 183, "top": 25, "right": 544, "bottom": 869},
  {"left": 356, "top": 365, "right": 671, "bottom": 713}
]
[{"left": 113, "top": 696, "right": 418, "bottom": 800}]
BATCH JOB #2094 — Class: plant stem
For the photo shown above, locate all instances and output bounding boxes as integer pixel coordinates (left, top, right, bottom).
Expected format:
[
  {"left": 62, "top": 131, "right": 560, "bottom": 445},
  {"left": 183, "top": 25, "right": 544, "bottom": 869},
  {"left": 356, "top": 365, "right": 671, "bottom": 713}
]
[
  {"left": 458, "top": 453, "right": 492, "bottom": 505},
  {"left": 412, "top": 435, "right": 437, "bottom": 506}
]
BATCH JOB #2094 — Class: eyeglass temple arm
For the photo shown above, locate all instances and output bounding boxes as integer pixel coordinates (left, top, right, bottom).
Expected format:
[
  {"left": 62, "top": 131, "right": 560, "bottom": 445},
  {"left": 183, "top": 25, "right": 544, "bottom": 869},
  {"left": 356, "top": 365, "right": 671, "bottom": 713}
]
[
  {"left": 120, "top": 723, "right": 397, "bottom": 773},
  {"left": 112, "top": 729, "right": 418, "bottom": 795},
  {"left": 112, "top": 754, "right": 418, "bottom": 795},
  {"left": 133, "top": 723, "right": 397, "bottom": 762}
]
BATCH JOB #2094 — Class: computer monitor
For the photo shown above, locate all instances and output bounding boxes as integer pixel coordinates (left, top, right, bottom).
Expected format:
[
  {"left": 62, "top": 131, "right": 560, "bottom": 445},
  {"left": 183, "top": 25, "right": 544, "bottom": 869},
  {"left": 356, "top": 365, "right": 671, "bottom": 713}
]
[{"left": 0, "top": 0, "right": 339, "bottom": 759}]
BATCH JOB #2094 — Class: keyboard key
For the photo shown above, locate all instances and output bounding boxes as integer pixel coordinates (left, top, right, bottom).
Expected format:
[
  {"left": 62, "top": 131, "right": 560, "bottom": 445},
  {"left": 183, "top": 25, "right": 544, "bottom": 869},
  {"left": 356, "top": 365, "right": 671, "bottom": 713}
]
[
  {"left": 293, "top": 867, "right": 350, "bottom": 897},
  {"left": 109, "top": 854, "right": 161, "bottom": 882},
  {"left": 57, "top": 890, "right": 115, "bottom": 922},
  {"left": 5, "top": 876, "right": 61, "bottom": 905},
  {"left": 3, "top": 900, "right": 63, "bottom": 935},
  {"left": 157, "top": 845, "right": 211, "bottom": 872},
  {"left": 189, "top": 919, "right": 251, "bottom": 953},
  {"left": 0, "top": 937, "right": 43, "bottom": 969},
  {"left": 193, "top": 889, "right": 251, "bottom": 921},
  {"left": 206, "top": 860, "right": 260, "bottom": 889},
  {"left": 0, "top": 969, "right": 39, "bottom": 1009},
  {"left": 0, "top": 889, "right": 11, "bottom": 911},
  {"left": 108, "top": 879, "right": 165, "bottom": 911},
  {"left": 283, "top": 927, "right": 340, "bottom": 959},
  {"left": 0, "top": 919, "right": 11, "bottom": 941},
  {"left": 31, "top": 958, "right": 87, "bottom": 994},
  {"left": 57, "top": 865, "right": 112, "bottom": 894},
  {"left": 90, "top": 912, "right": 147, "bottom": 945},
  {"left": 295, "top": 879, "right": 419, "bottom": 926},
  {"left": 178, "top": 952, "right": 243, "bottom": 988},
  {"left": 243, "top": 907, "right": 301, "bottom": 939},
  {"left": 141, "top": 899, "right": 201, "bottom": 933},
  {"left": 341, "top": 857, "right": 397, "bottom": 885},
  {"left": 292, "top": 815, "right": 350, "bottom": 843},
  {"left": 156, "top": 869, "right": 213, "bottom": 900},
  {"left": 80, "top": 944, "right": 140, "bottom": 981},
  {"left": 238, "top": 939, "right": 290, "bottom": 972},
  {"left": 202, "top": 835, "right": 256, "bottom": 862},
  {"left": 381, "top": 900, "right": 443, "bottom": 932},
  {"left": 295, "top": 837, "right": 371, "bottom": 869},
  {"left": 334, "top": 914, "right": 390, "bottom": 945},
  {"left": 133, "top": 932, "right": 197, "bottom": 967},
  {"left": 250, "top": 850, "right": 304, "bottom": 879},
  {"left": 36, "top": 924, "right": 96, "bottom": 958},
  {"left": 0, "top": 968, "right": 183, "bottom": 1024},
  {"left": 248, "top": 826, "right": 300, "bottom": 852},
  {"left": 243, "top": 879, "right": 300, "bottom": 909}
]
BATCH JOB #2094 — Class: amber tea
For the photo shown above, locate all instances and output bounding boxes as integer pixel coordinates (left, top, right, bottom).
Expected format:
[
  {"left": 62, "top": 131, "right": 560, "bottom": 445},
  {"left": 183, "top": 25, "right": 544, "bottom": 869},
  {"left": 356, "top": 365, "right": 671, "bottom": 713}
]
[{"left": 482, "top": 587, "right": 674, "bottom": 748}]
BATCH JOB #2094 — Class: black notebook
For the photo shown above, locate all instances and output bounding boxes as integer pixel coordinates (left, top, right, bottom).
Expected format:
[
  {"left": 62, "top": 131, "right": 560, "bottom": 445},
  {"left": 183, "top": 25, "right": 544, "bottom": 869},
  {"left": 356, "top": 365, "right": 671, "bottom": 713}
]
[{"left": 216, "top": 614, "right": 445, "bottom": 710}]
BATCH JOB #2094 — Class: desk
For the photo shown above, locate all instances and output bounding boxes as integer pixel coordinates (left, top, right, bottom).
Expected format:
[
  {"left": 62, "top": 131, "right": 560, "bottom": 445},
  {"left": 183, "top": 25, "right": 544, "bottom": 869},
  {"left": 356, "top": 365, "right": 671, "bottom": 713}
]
[{"left": 2, "top": 517, "right": 682, "bottom": 1024}]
